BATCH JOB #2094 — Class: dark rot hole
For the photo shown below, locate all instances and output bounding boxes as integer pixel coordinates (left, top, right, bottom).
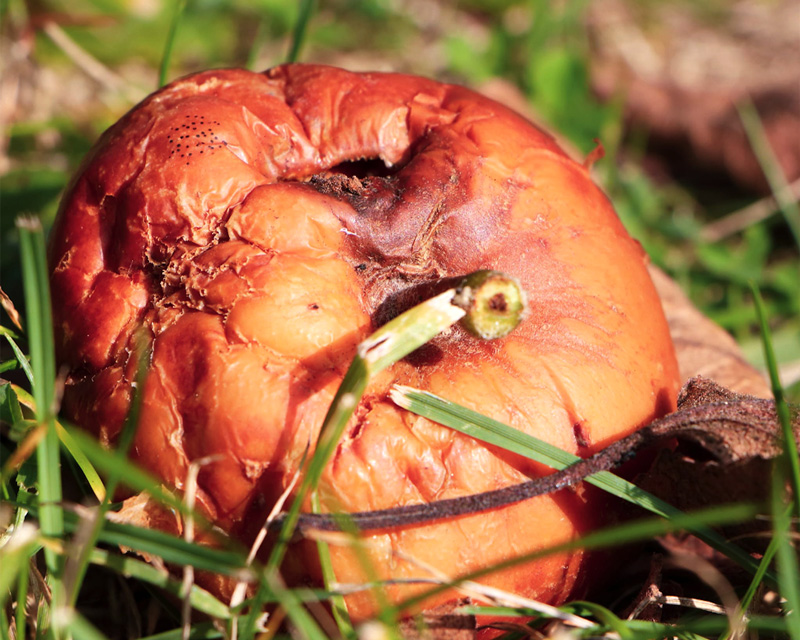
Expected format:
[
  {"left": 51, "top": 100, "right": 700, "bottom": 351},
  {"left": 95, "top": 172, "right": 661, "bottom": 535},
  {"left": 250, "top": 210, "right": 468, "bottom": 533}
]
[
  {"left": 488, "top": 293, "right": 508, "bottom": 312},
  {"left": 329, "top": 157, "right": 398, "bottom": 179}
]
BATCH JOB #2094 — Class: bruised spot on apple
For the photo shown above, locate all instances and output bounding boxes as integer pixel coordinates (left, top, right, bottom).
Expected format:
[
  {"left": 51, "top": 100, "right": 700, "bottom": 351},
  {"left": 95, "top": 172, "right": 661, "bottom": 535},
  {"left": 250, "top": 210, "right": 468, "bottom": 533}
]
[{"left": 50, "top": 64, "right": 680, "bottom": 623}]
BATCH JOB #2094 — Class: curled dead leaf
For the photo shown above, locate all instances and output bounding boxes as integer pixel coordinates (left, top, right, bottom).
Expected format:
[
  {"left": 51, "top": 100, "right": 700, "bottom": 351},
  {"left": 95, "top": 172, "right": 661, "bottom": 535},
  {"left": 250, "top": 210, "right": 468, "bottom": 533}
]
[
  {"left": 650, "top": 265, "right": 771, "bottom": 398},
  {"left": 0, "top": 286, "right": 23, "bottom": 331}
]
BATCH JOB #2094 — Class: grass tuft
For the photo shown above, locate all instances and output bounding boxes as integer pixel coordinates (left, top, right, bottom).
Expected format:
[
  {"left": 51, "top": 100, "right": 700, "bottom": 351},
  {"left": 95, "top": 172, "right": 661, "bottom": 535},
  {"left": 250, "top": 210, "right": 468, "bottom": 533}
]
[
  {"left": 751, "top": 283, "right": 800, "bottom": 637},
  {"left": 16, "top": 216, "right": 65, "bottom": 633}
]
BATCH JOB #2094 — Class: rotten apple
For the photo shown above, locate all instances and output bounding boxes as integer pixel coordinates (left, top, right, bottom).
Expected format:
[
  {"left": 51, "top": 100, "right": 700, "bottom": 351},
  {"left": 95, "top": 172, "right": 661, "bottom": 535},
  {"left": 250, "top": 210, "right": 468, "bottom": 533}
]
[{"left": 49, "top": 64, "right": 680, "bottom": 620}]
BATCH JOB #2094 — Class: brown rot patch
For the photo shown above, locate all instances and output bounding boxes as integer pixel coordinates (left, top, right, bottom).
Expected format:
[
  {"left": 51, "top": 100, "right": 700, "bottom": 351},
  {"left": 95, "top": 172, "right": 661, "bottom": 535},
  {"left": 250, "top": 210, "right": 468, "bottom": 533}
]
[{"left": 573, "top": 421, "right": 591, "bottom": 448}]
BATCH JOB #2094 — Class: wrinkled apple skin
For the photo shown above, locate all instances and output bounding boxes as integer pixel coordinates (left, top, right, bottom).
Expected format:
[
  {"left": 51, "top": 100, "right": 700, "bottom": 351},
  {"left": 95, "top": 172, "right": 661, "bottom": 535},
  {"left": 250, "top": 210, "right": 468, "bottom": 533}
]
[{"left": 50, "top": 64, "right": 679, "bottom": 619}]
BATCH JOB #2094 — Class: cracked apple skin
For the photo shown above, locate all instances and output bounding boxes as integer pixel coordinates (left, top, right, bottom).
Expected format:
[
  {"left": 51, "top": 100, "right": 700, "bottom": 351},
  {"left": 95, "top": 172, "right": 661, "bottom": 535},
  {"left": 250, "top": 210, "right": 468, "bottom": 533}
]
[{"left": 50, "top": 64, "right": 680, "bottom": 620}]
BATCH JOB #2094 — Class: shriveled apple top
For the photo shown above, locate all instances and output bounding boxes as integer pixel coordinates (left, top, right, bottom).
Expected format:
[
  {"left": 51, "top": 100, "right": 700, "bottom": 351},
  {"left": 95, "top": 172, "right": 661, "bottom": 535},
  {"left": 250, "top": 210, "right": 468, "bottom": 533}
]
[{"left": 50, "top": 64, "right": 679, "bottom": 615}]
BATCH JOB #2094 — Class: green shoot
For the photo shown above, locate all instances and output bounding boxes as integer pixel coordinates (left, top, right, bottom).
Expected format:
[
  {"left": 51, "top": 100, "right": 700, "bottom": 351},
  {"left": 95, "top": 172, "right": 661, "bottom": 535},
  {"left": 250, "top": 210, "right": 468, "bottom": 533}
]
[
  {"left": 243, "top": 272, "right": 526, "bottom": 638},
  {"left": 159, "top": 0, "right": 188, "bottom": 87},
  {"left": 286, "top": 0, "right": 316, "bottom": 64}
]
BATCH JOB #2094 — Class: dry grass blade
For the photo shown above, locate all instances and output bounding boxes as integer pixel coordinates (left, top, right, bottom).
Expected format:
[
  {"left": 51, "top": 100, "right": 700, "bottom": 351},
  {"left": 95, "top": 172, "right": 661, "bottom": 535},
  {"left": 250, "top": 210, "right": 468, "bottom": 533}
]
[
  {"left": 304, "top": 529, "right": 595, "bottom": 630},
  {"left": 738, "top": 99, "right": 800, "bottom": 249},
  {"left": 649, "top": 596, "right": 729, "bottom": 616},
  {"left": 666, "top": 552, "right": 744, "bottom": 638},
  {"left": 701, "top": 178, "right": 800, "bottom": 242},
  {"left": 181, "top": 458, "right": 214, "bottom": 640},
  {"left": 228, "top": 462, "right": 303, "bottom": 640},
  {"left": 40, "top": 21, "right": 143, "bottom": 105},
  {"left": 0, "top": 287, "right": 22, "bottom": 331}
]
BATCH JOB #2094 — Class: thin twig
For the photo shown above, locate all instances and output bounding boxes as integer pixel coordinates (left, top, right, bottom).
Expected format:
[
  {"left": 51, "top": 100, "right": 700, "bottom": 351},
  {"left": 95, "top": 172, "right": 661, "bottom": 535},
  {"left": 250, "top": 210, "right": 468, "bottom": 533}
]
[
  {"left": 181, "top": 456, "right": 217, "bottom": 640},
  {"left": 307, "top": 529, "right": 595, "bottom": 629},
  {"left": 667, "top": 552, "right": 744, "bottom": 638},
  {"left": 702, "top": 178, "right": 800, "bottom": 242},
  {"left": 228, "top": 459, "right": 304, "bottom": 640},
  {"left": 273, "top": 391, "right": 786, "bottom": 534},
  {"left": 738, "top": 99, "right": 800, "bottom": 250},
  {"left": 628, "top": 594, "right": 729, "bottom": 619},
  {"left": 40, "top": 21, "right": 143, "bottom": 105}
]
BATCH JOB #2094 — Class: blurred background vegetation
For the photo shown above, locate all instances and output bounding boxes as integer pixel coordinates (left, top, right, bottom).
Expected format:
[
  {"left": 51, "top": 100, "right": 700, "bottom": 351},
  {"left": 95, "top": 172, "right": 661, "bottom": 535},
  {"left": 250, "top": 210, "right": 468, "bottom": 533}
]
[{"left": 1, "top": 0, "right": 799, "bottom": 399}]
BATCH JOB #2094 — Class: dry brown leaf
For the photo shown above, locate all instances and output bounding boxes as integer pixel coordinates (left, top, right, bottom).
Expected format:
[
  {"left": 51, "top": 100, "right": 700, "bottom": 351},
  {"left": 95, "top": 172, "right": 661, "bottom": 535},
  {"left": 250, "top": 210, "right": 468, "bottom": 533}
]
[
  {"left": 587, "top": 0, "right": 800, "bottom": 194},
  {"left": 650, "top": 265, "right": 771, "bottom": 398},
  {"left": 0, "top": 286, "right": 23, "bottom": 331},
  {"left": 108, "top": 492, "right": 182, "bottom": 567},
  {"left": 633, "top": 376, "right": 797, "bottom": 550}
]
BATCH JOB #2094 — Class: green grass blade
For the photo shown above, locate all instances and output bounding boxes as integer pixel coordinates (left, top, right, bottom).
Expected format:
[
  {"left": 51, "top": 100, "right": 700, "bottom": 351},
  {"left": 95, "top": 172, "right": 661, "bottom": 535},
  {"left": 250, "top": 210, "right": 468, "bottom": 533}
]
[
  {"left": 89, "top": 548, "right": 232, "bottom": 620},
  {"left": 392, "top": 385, "right": 684, "bottom": 514},
  {"left": 15, "top": 554, "right": 30, "bottom": 640},
  {"left": 90, "top": 521, "right": 248, "bottom": 577},
  {"left": 54, "top": 422, "right": 106, "bottom": 503},
  {"left": 6, "top": 385, "right": 105, "bottom": 502},
  {"left": 738, "top": 100, "right": 800, "bottom": 250},
  {"left": 6, "top": 499, "right": 248, "bottom": 579},
  {"left": 0, "top": 522, "right": 39, "bottom": 603},
  {"left": 1, "top": 608, "right": 11, "bottom": 640},
  {"left": 310, "top": 491, "right": 356, "bottom": 640},
  {"left": 238, "top": 289, "right": 466, "bottom": 638},
  {"left": 391, "top": 386, "right": 767, "bottom": 580},
  {"left": 63, "top": 611, "right": 109, "bottom": 640},
  {"left": 0, "top": 326, "right": 33, "bottom": 384},
  {"left": 771, "top": 469, "right": 800, "bottom": 637},
  {"left": 139, "top": 624, "right": 225, "bottom": 640},
  {"left": 0, "top": 381, "right": 27, "bottom": 498},
  {"left": 751, "top": 283, "right": 800, "bottom": 636},
  {"left": 63, "top": 337, "right": 149, "bottom": 607},
  {"left": 138, "top": 623, "right": 226, "bottom": 640},
  {"left": 269, "top": 580, "right": 331, "bottom": 640},
  {"left": 159, "top": 0, "right": 188, "bottom": 87},
  {"left": 264, "top": 289, "right": 465, "bottom": 575},
  {"left": 17, "top": 216, "right": 64, "bottom": 616},
  {"left": 751, "top": 283, "right": 800, "bottom": 515},
  {"left": 566, "top": 601, "right": 633, "bottom": 639},
  {"left": 286, "top": 0, "right": 316, "bottom": 63},
  {"left": 625, "top": 615, "right": 790, "bottom": 639},
  {"left": 722, "top": 507, "right": 785, "bottom": 640},
  {"left": 246, "top": 20, "right": 267, "bottom": 71},
  {"left": 62, "top": 428, "right": 193, "bottom": 519}
]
